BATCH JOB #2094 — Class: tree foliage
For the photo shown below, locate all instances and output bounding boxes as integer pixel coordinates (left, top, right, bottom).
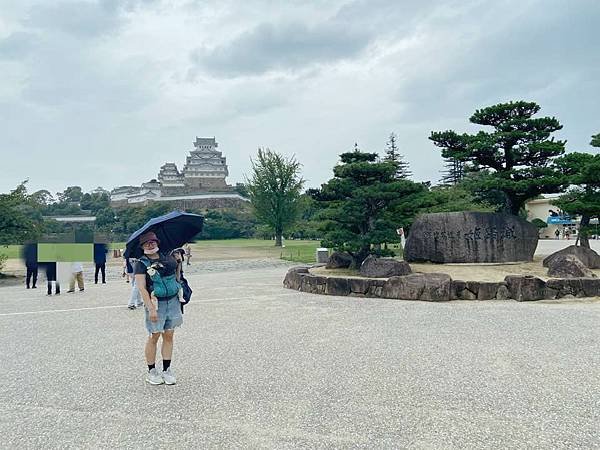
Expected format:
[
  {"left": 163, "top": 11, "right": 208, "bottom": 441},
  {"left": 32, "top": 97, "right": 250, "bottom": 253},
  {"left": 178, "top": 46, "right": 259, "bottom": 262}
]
[
  {"left": 439, "top": 157, "right": 465, "bottom": 185},
  {"left": 245, "top": 148, "right": 305, "bottom": 246},
  {"left": 553, "top": 140, "right": 600, "bottom": 248},
  {"left": 430, "top": 101, "right": 567, "bottom": 214},
  {"left": 0, "top": 182, "right": 42, "bottom": 244},
  {"left": 383, "top": 133, "right": 412, "bottom": 179},
  {"left": 311, "top": 149, "right": 427, "bottom": 267},
  {"left": 200, "top": 208, "right": 258, "bottom": 240},
  {"left": 423, "top": 184, "right": 493, "bottom": 214}
]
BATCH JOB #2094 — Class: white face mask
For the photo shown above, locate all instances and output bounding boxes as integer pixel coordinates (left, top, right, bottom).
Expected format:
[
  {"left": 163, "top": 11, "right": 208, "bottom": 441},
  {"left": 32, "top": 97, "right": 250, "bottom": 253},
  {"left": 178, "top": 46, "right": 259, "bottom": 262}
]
[{"left": 144, "top": 247, "right": 159, "bottom": 255}]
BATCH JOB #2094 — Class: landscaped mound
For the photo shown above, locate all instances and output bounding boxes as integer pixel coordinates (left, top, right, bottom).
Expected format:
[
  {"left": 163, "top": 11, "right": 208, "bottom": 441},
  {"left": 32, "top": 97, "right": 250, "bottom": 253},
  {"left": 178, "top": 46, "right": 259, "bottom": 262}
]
[{"left": 283, "top": 266, "right": 600, "bottom": 302}]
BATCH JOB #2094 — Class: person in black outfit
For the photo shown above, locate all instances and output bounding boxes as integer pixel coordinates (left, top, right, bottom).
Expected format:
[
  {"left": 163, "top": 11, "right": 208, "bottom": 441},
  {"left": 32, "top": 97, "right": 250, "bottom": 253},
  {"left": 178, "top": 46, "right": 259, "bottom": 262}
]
[
  {"left": 94, "top": 243, "right": 108, "bottom": 284},
  {"left": 23, "top": 243, "right": 38, "bottom": 289},
  {"left": 45, "top": 262, "right": 60, "bottom": 295}
]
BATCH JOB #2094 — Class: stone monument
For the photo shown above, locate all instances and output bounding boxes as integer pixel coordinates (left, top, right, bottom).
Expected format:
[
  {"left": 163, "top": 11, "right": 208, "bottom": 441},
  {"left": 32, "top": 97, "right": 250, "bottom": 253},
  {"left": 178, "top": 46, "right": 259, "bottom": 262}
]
[{"left": 404, "top": 212, "right": 538, "bottom": 263}]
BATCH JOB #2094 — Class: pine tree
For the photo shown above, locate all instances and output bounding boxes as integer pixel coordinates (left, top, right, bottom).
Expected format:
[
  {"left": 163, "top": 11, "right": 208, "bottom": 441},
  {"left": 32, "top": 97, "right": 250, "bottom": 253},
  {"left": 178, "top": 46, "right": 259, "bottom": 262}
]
[
  {"left": 430, "top": 101, "right": 566, "bottom": 214},
  {"left": 383, "top": 133, "right": 412, "bottom": 179},
  {"left": 439, "top": 157, "right": 465, "bottom": 185}
]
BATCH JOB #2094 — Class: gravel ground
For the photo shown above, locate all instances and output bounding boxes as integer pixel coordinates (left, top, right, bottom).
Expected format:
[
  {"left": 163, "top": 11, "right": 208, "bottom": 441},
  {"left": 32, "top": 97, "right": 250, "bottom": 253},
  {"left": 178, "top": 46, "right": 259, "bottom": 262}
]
[{"left": 1, "top": 260, "right": 599, "bottom": 449}]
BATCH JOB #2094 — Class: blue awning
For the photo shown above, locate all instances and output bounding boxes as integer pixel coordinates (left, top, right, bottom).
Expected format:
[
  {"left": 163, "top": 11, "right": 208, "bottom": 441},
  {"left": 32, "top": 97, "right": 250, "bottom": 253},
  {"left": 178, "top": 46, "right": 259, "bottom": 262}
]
[{"left": 547, "top": 216, "right": 576, "bottom": 225}]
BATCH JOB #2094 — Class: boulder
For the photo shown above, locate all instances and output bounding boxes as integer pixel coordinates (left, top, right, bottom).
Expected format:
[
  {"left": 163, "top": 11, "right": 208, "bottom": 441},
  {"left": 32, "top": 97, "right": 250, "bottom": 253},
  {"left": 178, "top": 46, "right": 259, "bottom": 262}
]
[
  {"left": 367, "top": 279, "right": 386, "bottom": 297},
  {"left": 581, "top": 278, "right": 600, "bottom": 297},
  {"left": 495, "top": 284, "right": 511, "bottom": 300},
  {"left": 547, "top": 255, "right": 596, "bottom": 278},
  {"left": 349, "top": 278, "right": 371, "bottom": 295},
  {"left": 326, "top": 252, "right": 353, "bottom": 269},
  {"left": 359, "top": 255, "right": 412, "bottom": 278},
  {"left": 543, "top": 245, "right": 600, "bottom": 269},
  {"left": 404, "top": 212, "right": 538, "bottom": 263},
  {"left": 505, "top": 275, "right": 546, "bottom": 301},
  {"left": 450, "top": 280, "right": 467, "bottom": 300},
  {"left": 325, "top": 277, "right": 351, "bottom": 296},
  {"left": 283, "top": 267, "right": 309, "bottom": 290},
  {"left": 300, "top": 275, "right": 327, "bottom": 295},
  {"left": 382, "top": 273, "right": 452, "bottom": 301},
  {"left": 467, "top": 281, "right": 506, "bottom": 300},
  {"left": 546, "top": 278, "right": 583, "bottom": 298}
]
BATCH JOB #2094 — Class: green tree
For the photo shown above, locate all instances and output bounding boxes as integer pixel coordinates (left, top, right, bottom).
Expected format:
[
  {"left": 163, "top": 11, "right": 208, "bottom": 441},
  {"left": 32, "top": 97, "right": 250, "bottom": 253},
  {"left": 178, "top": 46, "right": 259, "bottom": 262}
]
[
  {"left": 288, "top": 193, "right": 322, "bottom": 240},
  {"left": 57, "top": 186, "right": 83, "bottom": 203},
  {"left": 530, "top": 218, "right": 548, "bottom": 235},
  {"left": 591, "top": 133, "right": 600, "bottom": 148},
  {"left": 200, "top": 208, "right": 258, "bottom": 240},
  {"left": 430, "top": 101, "right": 566, "bottom": 214},
  {"left": 311, "top": 149, "right": 427, "bottom": 268},
  {"left": 0, "top": 182, "right": 41, "bottom": 244},
  {"left": 383, "top": 133, "right": 412, "bottom": 179},
  {"left": 553, "top": 139, "right": 600, "bottom": 248},
  {"left": 424, "top": 184, "right": 493, "bottom": 213},
  {"left": 246, "top": 148, "right": 304, "bottom": 246},
  {"left": 439, "top": 157, "right": 465, "bottom": 186},
  {"left": 30, "top": 189, "right": 54, "bottom": 206}
]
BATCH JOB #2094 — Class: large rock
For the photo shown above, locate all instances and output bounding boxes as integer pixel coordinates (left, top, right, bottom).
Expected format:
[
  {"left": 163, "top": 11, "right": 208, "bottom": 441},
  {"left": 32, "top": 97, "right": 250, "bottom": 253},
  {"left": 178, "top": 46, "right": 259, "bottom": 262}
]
[
  {"left": 359, "top": 255, "right": 412, "bottom": 278},
  {"left": 404, "top": 212, "right": 538, "bottom": 263},
  {"left": 382, "top": 273, "right": 451, "bottom": 301},
  {"left": 283, "top": 266, "right": 309, "bottom": 290},
  {"left": 325, "top": 277, "right": 351, "bottom": 296},
  {"left": 326, "top": 252, "right": 353, "bottom": 269},
  {"left": 504, "top": 275, "right": 546, "bottom": 301},
  {"left": 543, "top": 245, "right": 600, "bottom": 269},
  {"left": 547, "top": 255, "right": 596, "bottom": 278}
]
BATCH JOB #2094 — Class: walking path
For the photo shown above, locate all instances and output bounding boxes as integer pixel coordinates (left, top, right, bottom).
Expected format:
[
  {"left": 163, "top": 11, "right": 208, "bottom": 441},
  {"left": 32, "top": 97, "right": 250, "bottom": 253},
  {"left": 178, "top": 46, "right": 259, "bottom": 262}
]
[{"left": 1, "top": 258, "right": 599, "bottom": 448}]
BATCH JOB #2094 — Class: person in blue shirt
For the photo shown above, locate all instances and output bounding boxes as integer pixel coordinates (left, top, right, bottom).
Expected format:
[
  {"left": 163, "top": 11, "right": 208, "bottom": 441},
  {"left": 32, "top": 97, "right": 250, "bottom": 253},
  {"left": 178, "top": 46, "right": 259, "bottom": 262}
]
[{"left": 93, "top": 243, "right": 108, "bottom": 284}]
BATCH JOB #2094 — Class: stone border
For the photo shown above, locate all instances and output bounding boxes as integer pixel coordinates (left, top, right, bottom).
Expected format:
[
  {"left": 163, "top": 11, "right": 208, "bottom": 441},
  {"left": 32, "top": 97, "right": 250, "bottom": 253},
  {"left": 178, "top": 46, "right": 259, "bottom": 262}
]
[{"left": 283, "top": 266, "right": 600, "bottom": 301}]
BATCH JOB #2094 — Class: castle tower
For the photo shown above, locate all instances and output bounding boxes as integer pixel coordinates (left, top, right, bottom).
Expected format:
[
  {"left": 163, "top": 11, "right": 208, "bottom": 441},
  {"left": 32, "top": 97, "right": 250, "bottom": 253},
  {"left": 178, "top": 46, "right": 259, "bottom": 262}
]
[{"left": 182, "top": 137, "right": 230, "bottom": 190}]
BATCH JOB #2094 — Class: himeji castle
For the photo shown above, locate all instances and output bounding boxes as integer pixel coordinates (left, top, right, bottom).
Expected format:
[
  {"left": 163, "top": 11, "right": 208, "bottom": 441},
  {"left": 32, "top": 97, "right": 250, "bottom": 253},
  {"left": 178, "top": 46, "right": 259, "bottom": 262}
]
[{"left": 110, "top": 137, "right": 247, "bottom": 209}]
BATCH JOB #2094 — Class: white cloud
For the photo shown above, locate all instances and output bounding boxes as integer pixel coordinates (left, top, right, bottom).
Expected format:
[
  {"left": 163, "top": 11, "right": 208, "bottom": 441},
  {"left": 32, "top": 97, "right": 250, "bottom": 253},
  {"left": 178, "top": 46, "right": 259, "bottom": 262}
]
[{"left": 0, "top": 0, "right": 598, "bottom": 195}]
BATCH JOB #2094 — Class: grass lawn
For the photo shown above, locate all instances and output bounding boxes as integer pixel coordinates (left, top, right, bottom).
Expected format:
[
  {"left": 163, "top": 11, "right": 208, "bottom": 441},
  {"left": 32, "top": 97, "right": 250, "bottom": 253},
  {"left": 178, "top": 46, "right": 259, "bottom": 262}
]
[
  {"left": 1, "top": 240, "right": 402, "bottom": 264},
  {"left": 112, "top": 239, "right": 321, "bottom": 263},
  {"left": 0, "top": 245, "right": 22, "bottom": 259}
]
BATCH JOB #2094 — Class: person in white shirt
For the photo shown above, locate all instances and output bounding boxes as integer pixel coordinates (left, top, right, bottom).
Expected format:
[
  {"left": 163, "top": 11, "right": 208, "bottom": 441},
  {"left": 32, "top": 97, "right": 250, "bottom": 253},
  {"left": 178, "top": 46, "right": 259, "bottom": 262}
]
[{"left": 67, "top": 262, "right": 85, "bottom": 293}]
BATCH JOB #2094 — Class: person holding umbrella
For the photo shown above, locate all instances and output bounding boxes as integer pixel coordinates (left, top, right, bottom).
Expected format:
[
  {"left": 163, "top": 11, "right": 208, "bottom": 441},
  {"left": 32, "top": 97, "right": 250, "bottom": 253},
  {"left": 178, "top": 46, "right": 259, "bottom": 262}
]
[
  {"left": 125, "top": 211, "right": 203, "bottom": 385},
  {"left": 134, "top": 231, "right": 182, "bottom": 385}
]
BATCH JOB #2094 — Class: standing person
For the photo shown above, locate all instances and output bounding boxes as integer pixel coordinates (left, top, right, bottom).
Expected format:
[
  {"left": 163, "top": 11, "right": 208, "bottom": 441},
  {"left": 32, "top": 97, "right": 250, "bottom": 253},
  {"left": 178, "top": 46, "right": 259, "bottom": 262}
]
[
  {"left": 135, "top": 231, "right": 183, "bottom": 385},
  {"left": 554, "top": 229, "right": 560, "bottom": 240},
  {"left": 123, "top": 255, "right": 135, "bottom": 283},
  {"left": 93, "top": 243, "right": 108, "bottom": 284},
  {"left": 23, "top": 242, "right": 38, "bottom": 289},
  {"left": 45, "top": 262, "right": 60, "bottom": 296},
  {"left": 67, "top": 262, "right": 85, "bottom": 293},
  {"left": 565, "top": 229, "right": 571, "bottom": 240},
  {"left": 126, "top": 257, "right": 144, "bottom": 310},
  {"left": 184, "top": 243, "right": 192, "bottom": 266}
]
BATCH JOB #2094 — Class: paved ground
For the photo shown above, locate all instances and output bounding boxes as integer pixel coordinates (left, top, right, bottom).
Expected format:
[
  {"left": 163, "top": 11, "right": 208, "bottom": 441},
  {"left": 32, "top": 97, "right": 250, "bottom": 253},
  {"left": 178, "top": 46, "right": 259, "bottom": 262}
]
[{"left": 1, "top": 258, "right": 599, "bottom": 449}]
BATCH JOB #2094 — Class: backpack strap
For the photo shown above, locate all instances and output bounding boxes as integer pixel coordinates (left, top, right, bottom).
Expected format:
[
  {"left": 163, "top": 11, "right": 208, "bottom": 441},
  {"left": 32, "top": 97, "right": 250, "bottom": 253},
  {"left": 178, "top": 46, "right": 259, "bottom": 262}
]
[{"left": 138, "top": 256, "right": 151, "bottom": 268}]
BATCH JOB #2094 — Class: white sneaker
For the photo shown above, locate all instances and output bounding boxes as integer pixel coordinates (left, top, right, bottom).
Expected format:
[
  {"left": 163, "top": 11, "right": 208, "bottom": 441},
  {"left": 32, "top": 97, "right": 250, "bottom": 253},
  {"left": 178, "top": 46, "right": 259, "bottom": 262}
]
[
  {"left": 162, "top": 367, "right": 176, "bottom": 385},
  {"left": 145, "top": 368, "right": 164, "bottom": 385}
]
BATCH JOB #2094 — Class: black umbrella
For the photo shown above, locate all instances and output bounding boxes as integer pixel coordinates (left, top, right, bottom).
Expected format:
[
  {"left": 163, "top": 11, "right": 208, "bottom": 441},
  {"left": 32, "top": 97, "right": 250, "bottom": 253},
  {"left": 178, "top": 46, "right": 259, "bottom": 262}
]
[{"left": 124, "top": 211, "right": 204, "bottom": 259}]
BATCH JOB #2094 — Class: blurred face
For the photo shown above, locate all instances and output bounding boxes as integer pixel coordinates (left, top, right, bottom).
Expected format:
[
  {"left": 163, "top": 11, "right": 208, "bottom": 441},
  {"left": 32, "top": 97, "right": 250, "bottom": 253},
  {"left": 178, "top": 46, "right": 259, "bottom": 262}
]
[{"left": 142, "top": 240, "right": 159, "bottom": 254}]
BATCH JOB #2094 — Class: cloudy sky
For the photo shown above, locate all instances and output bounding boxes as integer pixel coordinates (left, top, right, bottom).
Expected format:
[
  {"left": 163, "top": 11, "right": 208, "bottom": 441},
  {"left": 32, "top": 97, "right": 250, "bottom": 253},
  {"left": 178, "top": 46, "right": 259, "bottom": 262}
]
[{"left": 0, "top": 0, "right": 598, "bottom": 196}]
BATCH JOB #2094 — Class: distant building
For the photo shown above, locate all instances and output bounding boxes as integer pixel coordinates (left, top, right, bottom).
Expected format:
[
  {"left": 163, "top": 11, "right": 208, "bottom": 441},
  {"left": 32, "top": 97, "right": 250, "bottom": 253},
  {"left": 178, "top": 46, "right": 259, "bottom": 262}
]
[
  {"left": 110, "top": 136, "right": 248, "bottom": 209},
  {"left": 525, "top": 194, "right": 599, "bottom": 239}
]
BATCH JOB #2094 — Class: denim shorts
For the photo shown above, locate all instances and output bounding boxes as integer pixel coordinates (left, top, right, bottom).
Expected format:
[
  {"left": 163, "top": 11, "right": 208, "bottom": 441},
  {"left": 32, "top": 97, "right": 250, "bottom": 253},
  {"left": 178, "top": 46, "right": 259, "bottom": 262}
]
[{"left": 145, "top": 297, "right": 183, "bottom": 334}]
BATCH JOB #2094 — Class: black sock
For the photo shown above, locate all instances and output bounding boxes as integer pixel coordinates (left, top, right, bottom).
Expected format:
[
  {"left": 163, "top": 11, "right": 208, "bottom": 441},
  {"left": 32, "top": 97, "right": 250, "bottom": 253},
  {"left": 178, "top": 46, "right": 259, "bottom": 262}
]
[
  {"left": 148, "top": 363, "right": 155, "bottom": 372},
  {"left": 163, "top": 360, "right": 171, "bottom": 371}
]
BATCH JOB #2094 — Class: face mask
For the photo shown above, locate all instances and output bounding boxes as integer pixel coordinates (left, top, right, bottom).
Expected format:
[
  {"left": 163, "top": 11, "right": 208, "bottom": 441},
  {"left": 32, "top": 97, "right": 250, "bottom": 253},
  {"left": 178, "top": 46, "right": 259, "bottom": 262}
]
[{"left": 144, "top": 247, "right": 159, "bottom": 255}]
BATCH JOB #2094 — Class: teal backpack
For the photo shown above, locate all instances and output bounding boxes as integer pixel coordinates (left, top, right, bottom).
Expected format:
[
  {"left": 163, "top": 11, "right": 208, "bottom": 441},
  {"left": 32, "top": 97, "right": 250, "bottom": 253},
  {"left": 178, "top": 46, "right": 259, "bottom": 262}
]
[{"left": 139, "top": 256, "right": 181, "bottom": 299}]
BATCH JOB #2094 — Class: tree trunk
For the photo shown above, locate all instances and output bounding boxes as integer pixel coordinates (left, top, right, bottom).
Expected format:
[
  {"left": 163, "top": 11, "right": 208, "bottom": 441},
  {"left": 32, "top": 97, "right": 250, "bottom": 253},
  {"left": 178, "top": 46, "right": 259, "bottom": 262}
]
[
  {"left": 350, "top": 245, "right": 371, "bottom": 269},
  {"left": 275, "top": 233, "right": 283, "bottom": 247},
  {"left": 578, "top": 214, "right": 591, "bottom": 249}
]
